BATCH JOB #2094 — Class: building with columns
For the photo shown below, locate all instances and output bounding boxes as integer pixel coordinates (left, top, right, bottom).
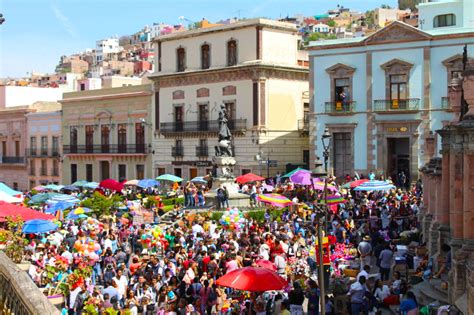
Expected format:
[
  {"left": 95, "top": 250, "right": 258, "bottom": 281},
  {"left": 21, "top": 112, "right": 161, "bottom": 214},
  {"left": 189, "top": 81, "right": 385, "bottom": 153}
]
[
  {"left": 149, "top": 19, "right": 309, "bottom": 180},
  {"left": 419, "top": 60, "right": 474, "bottom": 314},
  {"left": 60, "top": 85, "right": 154, "bottom": 184},
  {"left": 307, "top": 0, "right": 474, "bottom": 180}
]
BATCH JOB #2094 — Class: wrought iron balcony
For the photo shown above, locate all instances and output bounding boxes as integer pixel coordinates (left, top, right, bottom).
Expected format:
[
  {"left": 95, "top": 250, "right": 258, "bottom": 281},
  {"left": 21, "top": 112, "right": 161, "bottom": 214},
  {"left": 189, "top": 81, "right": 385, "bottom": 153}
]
[
  {"left": 196, "top": 145, "right": 208, "bottom": 157},
  {"left": 160, "top": 119, "right": 247, "bottom": 133},
  {"left": 0, "top": 156, "right": 25, "bottom": 164},
  {"left": 373, "top": 98, "right": 420, "bottom": 112},
  {"left": 26, "top": 148, "right": 60, "bottom": 157},
  {"left": 63, "top": 144, "right": 147, "bottom": 154},
  {"left": 325, "top": 101, "right": 356, "bottom": 114},
  {"left": 441, "top": 97, "right": 450, "bottom": 109},
  {"left": 172, "top": 146, "right": 184, "bottom": 157}
]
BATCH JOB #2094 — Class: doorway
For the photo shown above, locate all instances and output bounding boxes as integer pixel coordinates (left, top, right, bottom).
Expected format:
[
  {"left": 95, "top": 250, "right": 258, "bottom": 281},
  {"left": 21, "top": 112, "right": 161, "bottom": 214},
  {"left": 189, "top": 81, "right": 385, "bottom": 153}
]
[
  {"left": 386, "top": 137, "right": 410, "bottom": 181},
  {"left": 100, "top": 161, "right": 110, "bottom": 180},
  {"left": 189, "top": 168, "right": 197, "bottom": 180},
  {"left": 174, "top": 168, "right": 182, "bottom": 178}
]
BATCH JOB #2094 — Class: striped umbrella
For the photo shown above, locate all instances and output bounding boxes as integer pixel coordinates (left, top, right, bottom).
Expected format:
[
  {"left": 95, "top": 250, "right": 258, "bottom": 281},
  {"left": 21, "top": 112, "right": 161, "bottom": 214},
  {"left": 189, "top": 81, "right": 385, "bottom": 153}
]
[
  {"left": 353, "top": 180, "right": 395, "bottom": 191},
  {"left": 312, "top": 179, "right": 338, "bottom": 192},
  {"left": 257, "top": 194, "right": 293, "bottom": 208},
  {"left": 321, "top": 194, "right": 346, "bottom": 205}
]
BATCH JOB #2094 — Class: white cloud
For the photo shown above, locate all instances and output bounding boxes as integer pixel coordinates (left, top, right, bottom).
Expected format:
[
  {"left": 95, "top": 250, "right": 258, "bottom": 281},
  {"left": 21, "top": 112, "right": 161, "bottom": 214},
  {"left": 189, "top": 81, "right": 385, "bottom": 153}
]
[{"left": 51, "top": 3, "right": 76, "bottom": 38}]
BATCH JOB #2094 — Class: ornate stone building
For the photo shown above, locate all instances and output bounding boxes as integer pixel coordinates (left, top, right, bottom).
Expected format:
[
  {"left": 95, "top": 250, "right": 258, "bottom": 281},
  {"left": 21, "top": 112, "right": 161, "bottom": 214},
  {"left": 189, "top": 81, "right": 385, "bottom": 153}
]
[
  {"left": 149, "top": 19, "right": 310, "bottom": 180},
  {"left": 420, "top": 61, "right": 474, "bottom": 314}
]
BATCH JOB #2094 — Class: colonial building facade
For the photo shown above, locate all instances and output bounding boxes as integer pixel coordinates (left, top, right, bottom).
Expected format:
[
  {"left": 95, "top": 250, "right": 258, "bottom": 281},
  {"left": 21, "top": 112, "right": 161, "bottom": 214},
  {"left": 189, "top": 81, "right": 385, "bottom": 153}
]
[
  {"left": 150, "top": 19, "right": 310, "bottom": 180},
  {"left": 60, "top": 85, "right": 154, "bottom": 184},
  {"left": 25, "top": 102, "right": 63, "bottom": 188},
  {"left": 308, "top": 15, "right": 474, "bottom": 180}
]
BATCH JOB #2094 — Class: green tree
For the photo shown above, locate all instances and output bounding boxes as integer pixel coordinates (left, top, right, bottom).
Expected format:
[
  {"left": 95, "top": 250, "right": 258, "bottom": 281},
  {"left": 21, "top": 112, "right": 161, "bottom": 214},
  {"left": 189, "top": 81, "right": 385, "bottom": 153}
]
[
  {"left": 304, "top": 32, "right": 337, "bottom": 44},
  {"left": 381, "top": 4, "right": 392, "bottom": 9},
  {"left": 327, "top": 20, "right": 336, "bottom": 27},
  {"left": 80, "top": 192, "right": 123, "bottom": 216},
  {"left": 365, "top": 10, "right": 375, "bottom": 26},
  {"left": 399, "top": 0, "right": 420, "bottom": 10}
]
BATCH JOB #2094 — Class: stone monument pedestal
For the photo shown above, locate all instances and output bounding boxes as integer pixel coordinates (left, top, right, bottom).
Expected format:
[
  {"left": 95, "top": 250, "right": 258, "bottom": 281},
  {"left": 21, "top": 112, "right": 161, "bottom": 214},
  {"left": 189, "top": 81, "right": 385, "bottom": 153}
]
[{"left": 205, "top": 156, "right": 250, "bottom": 209}]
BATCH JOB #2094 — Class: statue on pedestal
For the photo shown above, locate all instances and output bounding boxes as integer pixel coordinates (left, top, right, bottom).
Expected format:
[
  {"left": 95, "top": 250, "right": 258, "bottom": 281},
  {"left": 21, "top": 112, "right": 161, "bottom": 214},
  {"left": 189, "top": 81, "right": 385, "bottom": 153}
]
[{"left": 215, "top": 103, "right": 233, "bottom": 157}]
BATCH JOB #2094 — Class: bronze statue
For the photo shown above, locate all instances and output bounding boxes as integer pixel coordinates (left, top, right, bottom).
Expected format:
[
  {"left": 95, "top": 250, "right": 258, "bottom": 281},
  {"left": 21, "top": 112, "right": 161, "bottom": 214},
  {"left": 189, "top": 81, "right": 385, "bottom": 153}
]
[{"left": 215, "top": 103, "right": 233, "bottom": 156}]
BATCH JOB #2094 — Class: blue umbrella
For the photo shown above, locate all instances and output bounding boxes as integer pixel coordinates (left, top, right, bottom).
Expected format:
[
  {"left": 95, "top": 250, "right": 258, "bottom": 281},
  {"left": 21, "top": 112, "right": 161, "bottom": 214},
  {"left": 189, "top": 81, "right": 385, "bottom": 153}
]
[
  {"left": 45, "top": 201, "right": 75, "bottom": 214},
  {"left": 0, "top": 182, "right": 22, "bottom": 196},
  {"left": 353, "top": 180, "right": 396, "bottom": 191},
  {"left": 62, "top": 185, "right": 80, "bottom": 192},
  {"left": 83, "top": 182, "right": 99, "bottom": 189},
  {"left": 72, "top": 180, "right": 89, "bottom": 187},
  {"left": 43, "top": 184, "right": 64, "bottom": 191},
  {"left": 137, "top": 179, "right": 159, "bottom": 188},
  {"left": 191, "top": 176, "right": 207, "bottom": 184},
  {"left": 22, "top": 219, "right": 58, "bottom": 234},
  {"left": 66, "top": 213, "right": 88, "bottom": 220}
]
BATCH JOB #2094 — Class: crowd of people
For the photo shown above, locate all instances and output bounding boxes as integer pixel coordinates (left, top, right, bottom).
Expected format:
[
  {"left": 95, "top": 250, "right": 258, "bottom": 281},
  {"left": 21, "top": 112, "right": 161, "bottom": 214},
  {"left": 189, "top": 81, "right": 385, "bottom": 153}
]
[{"left": 7, "top": 171, "right": 443, "bottom": 315}]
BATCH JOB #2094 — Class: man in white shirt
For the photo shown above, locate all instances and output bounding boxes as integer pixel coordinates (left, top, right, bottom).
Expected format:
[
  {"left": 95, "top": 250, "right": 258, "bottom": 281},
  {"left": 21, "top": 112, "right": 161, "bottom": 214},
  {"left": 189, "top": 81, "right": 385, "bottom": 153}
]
[
  {"left": 192, "top": 222, "right": 204, "bottom": 236},
  {"left": 274, "top": 252, "right": 287, "bottom": 279},
  {"left": 113, "top": 269, "right": 128, "bottom": 304},
  {"left": 357, "top": 265, "right": 370, "bottom": 282}
]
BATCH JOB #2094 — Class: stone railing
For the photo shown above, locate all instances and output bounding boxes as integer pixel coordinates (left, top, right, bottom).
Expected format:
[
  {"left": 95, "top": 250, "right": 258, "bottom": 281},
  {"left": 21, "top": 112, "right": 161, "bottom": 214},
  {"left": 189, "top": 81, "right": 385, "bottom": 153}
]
[{"left": 0, "top": 252, "right": 60, "bottom": 315}]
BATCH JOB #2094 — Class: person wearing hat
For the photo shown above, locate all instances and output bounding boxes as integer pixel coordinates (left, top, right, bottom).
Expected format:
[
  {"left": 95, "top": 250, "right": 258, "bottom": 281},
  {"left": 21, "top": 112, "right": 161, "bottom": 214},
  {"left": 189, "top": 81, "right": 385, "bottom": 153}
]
[{"left": 358, "top": 235, "right": 372, "bottom": 270}]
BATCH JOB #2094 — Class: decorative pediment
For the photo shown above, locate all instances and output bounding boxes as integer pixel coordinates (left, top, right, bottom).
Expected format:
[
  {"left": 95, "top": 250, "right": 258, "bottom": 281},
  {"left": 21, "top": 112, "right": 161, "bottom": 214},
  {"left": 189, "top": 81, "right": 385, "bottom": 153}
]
[
  {"left": 442, "top": 54, "right": 469, "bottom": 68},
  {"left": 363, "top": 21, "right": 431, "bottom": 45},
  {"left": 222, "top": 85, "right": 237, "bottom": 96},
  {"left": 380, "top": 58, "right": 414, "bottom": 71},
  {"left": 325, "top": 63, "right": 356, "bottom": 75},
  {"left": 196, "top": 87, "right": 210, "bottom": 98},
  {"left": 172, "top": 90, "right": 185, "bottom": 100},
  {"left": 95, "top": 110, "right": 112, "bottom": 120}
]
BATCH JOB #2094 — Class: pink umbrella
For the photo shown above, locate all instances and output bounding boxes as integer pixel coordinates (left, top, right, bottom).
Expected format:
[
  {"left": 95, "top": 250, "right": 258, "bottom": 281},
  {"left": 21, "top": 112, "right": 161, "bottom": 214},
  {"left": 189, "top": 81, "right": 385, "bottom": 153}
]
[
  {"left": 312, "top": 180, "right": 338, "bottom": 192},
  {"left": 290, "top": 170, "right": 313, "bottom": 185},
  {"left": 257, "top": 194, "right": 293, "bottom": 208}
]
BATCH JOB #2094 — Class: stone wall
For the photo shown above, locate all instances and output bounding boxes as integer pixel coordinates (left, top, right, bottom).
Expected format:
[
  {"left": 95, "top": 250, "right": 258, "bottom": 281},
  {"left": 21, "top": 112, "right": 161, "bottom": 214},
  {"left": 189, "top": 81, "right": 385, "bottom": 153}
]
[{"left": 0, "top": 252, "right": 60, "bottom": 314}]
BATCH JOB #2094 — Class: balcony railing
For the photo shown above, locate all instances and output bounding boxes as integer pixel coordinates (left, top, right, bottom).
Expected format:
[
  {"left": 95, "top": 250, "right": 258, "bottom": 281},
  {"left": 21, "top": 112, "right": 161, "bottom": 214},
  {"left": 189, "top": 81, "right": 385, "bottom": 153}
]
[
  {"left": 441, "top": 96, "right": 450, "bottom": 109},
  {"left": 63, "top": 144, "right": 147, "bottom": 154},
  {"left": 298, "top": 119, "right": 309, "bottom": 132},
  {"left": 196, "top": 145, "right": 208, "bottom": 157},
  {"left": 0, "top": 156, "right": 25, "bottom": 164},
  {"left": 172, "top": 146, "right": 184, "bottom": 157},
  {"left": 325, "top": 101, "right": 356, "bottom": 113},
  {"left": 26, "top": 148, "right": 60, "bottom": 157},
  {"left": 160, "top": 119, "right": 247, "bottom": 133},
  {"left": 373, "top": 98, "right": 420, "bottom": 112}
]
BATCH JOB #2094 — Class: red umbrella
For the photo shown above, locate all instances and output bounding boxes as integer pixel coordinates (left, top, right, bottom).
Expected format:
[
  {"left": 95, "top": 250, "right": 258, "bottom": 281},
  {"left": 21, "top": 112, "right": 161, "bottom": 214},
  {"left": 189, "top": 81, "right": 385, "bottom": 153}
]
[
  {"left": 350, "top": 179, "right": 369, "bottom": 188},
  {"left": 235, "top": 173, "right": 265, "bottom": 184},
  {"left": 99, "top": 179, "right": 124, "bottom": 192},
  {"left": 0, "top": 201, "right": 54, "bottom": 222},
  {"left": 255, "top": 259, "right": 276, "bottom": 271},
  {"left": 216, "top": 267, "right": 287, "bottom": 291}
]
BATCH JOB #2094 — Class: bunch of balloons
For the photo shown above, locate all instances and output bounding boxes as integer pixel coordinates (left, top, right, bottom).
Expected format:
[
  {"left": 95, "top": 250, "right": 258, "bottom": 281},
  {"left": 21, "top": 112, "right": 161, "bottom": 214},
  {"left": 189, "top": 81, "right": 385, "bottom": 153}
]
[
  {"left": 220, "top": 208, "right": 245, "bottom": 230},
  {"left": 73, "top": 238, "right": 102, "bottom": 265}
]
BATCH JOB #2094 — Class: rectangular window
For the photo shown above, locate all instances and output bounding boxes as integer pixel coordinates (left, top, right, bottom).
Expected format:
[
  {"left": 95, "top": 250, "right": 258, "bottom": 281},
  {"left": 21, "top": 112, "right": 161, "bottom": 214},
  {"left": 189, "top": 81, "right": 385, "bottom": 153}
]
[
  {"left": 52, "top": 136, "right": 59, "bottom": 156},
  {"left": 174, "top": 168, "right": 182, "bottom": 178},
  {"left": 201, "top": 44, "right": 210, "bottom": 69},
  {"left": 227, "top": 40, "right": 237, "bottom": 66},
  {"left": 157, "top": 168, "right": 166, "bottom": 176},
  {"left": 101, "top": 125, "right": 110, "bottom": 153},
  {"left": 135, "top": 123, "right": 145, "bottom": 153},
  {"left": 118, "top": 164, "right": 127, "bottom": 182},
  {"left": 335, "top": 78, "right": 351, "bottom": 111},
  {"left": 198, "top": 104, "right": 209, "bottom": 131},
  {"left": 52, "top": 159, "right": 59, "bottom": 176},
  {"left": 29, "top": 159, "right": 35, "bottom": 175},
  {"left": 2, "top": 141, "right": 6, "bottom": 157},
  {"left": 41, "top": 136, "right": 48, "bottom": 155},
  {"left": 434, "top": 14, "right": 456, "bottom": 27},
  {"left": 303, "top": 150, "right": 310, "bottom": 167},
  {"left": 41, "top": 159, "right": 47, "bottom": 176},
  {"left": 30, "top": 137, "right": 37, "bottom": 156},
  {"left": 174, "top": 106, "right": 184, "bottom": 132},
  {"left": 71, "top": 164, "right": 78, "bottom": 183},
  {"left": 85, "top": 125, "right": 94, "bottom": 153},
  {"left": 333, "top": 132, "right": 352, "bottom": 178},
  {"left": 117, "top": 123, "right": 127, "bottom": 153},
  {"left": 136, "top": 164, "right": 145, "bottom": 180},
  {"left": 390, "top": 74, "right": 408, "bottom": 109},
  {"left": 15, "top": 141, "right": 20, "bottom": 157},
  {"left": 86, "top": 164, "right": 93, "bottom": 182},
  {"left": 177, "top": 48, "right": 186, "bottom": 72},
  {"left": 70, "top": 127, "right": 78, "bottom": 153}
]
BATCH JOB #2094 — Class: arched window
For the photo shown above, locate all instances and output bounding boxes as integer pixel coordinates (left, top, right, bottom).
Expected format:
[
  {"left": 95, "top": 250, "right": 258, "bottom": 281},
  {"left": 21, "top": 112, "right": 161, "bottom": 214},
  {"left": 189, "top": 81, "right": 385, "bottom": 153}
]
[
  {"left": 227, "top": 40, "right": 237, "bottom": 66},
  {"left": 201, "top": 44, "right": 210, "bottom": 69},
  {"left": 434, "top": 14, "right": 456, "bottom": 28},
  {"left": 176, "top": 47, "right": 186, "bottom": 72}
]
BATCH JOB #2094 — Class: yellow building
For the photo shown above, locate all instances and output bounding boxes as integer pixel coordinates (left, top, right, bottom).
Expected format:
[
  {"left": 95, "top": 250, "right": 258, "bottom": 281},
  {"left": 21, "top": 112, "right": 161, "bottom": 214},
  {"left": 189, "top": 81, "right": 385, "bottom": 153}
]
[
  {"left": 60, "top": 85, "right": 154, "bottom": 183},
  {"left": 150, "top": 18, "right": 310, "bottom": 180}
]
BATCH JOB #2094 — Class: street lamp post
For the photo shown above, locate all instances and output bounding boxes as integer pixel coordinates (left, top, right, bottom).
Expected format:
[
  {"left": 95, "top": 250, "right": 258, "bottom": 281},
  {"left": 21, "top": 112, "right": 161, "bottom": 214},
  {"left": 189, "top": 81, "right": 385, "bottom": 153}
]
[
  {"left": 321, "top": 128, "right": 332, "bottom": 233},
  {"left": 311, "top": 157, "right": 327, "bottom": 315}
]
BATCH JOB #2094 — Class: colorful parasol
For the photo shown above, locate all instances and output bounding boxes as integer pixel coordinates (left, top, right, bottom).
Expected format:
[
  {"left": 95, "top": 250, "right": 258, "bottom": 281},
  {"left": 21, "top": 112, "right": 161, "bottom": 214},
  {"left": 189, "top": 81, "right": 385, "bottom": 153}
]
[
  {"left": 99, "top": 179, "right": 124, "bottom": 192},
  {"left": 311, "top": 179, "right": 338, "bottom": 192},
  {"left": 353, "top": 180, "right": 395, "bottom": 191},
  {"left": 124, "top": 179, "right": 139, "bottom": 186},
  {"left": 216, "top": 267, "right": 287, "bottom": 291},
  {"left": 235, "top": 173, "right": 265, "bottom": 184},
  {"left": 257, "top": 194, "right": 293, "bottom": 208},
  {"left": 321, "top": 194, "right": 347, "bottom": 205},
  {"left": 156, "top": 174, "right": 183, "bottom": 182},
  {"left": 341, "top": 179, "right": 369, "bottom": 189}
]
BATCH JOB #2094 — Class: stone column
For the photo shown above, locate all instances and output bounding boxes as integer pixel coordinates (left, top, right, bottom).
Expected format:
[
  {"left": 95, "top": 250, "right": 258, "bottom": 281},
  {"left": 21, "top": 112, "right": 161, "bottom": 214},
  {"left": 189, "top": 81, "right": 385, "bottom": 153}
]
[
  {"left": 449, "top": 149, "right": 464, "bottom": 240},
  {"left": 440, "top": 154, "right": 450, "bottom": 225},
  {"left": 463, "top": 153, "right": 474, "bottom": 240}
]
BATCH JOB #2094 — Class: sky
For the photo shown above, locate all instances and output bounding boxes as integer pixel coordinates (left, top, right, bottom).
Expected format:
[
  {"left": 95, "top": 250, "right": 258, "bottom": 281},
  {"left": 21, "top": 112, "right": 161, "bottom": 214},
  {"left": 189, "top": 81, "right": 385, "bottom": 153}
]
[{"left": 0, "top": 0, "right": 398, "bottom": 77}]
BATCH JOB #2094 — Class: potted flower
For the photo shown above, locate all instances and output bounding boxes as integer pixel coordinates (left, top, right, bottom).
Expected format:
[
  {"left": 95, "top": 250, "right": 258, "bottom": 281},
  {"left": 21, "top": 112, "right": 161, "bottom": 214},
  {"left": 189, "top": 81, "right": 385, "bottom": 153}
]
[{"left": 3, "top": 216, "right": 29, "bottom": 266}]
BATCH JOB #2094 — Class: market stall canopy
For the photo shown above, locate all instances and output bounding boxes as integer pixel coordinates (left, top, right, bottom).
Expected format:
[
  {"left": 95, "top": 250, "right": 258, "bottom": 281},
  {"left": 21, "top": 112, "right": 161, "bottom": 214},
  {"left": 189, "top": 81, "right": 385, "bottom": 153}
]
[
  {"left": 235, "top": 173, "right": 265, "bottom": 184},
  {"left": 341, "top": 179, "right": 369, "bottom": 189},
  {"left": 22, "top": 219, "right": 58, "bottom": 234},
  {"left": 99, "top": 179, "right": 124, "bottom": 192},
  {"left": 0, "top": 182, "right": 22, "bottom": 196},
  {"left": 191, "top": 176, "right": 207, "bottom": 184},
  {"left": 44, "top": 201, "right": 75, "bottom": 214},
  {"left": 28, "top": 193, "right": 62, "bottom": 205},
  {"left": 124, "top": 179, "right": 139, "bottom": 186},
  {"left": 282, "top": 167, "right": 309, "bottom": 178},
  {"left": 72, "top": 180, "right": 89, "bottom": 187},
  {"left": 354, "top": 180, "right": 396, "bottom": 191},
  {"left": 43, "top": 184, "right": 64, "bottom": 191},
  {"left": 0, "top": 201, "right": 54, "bottom": 222},
  {"left": 216, "top": 267, "right": 287, "bottom": 291},
  {"left": 257, "top": 194, "right": 293, "bottom": 208},
  {"left": 61, "top": 185, "right": 80, "bottom": 192},
  {"left": 156, "top": 174, "right": 183, "bottom": 182},
  {"left": 0, "top": 191, "right": 22, "bottom": 203},
  {"left": 83, "top": 182, "right": 99, "bottom": 189}
]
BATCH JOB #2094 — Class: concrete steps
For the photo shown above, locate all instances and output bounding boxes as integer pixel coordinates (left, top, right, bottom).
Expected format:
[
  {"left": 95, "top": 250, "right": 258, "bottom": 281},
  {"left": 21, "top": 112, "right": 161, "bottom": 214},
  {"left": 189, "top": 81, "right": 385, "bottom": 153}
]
[{"left": 411, "top": 278, "right": 449, "bottom": 306}]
